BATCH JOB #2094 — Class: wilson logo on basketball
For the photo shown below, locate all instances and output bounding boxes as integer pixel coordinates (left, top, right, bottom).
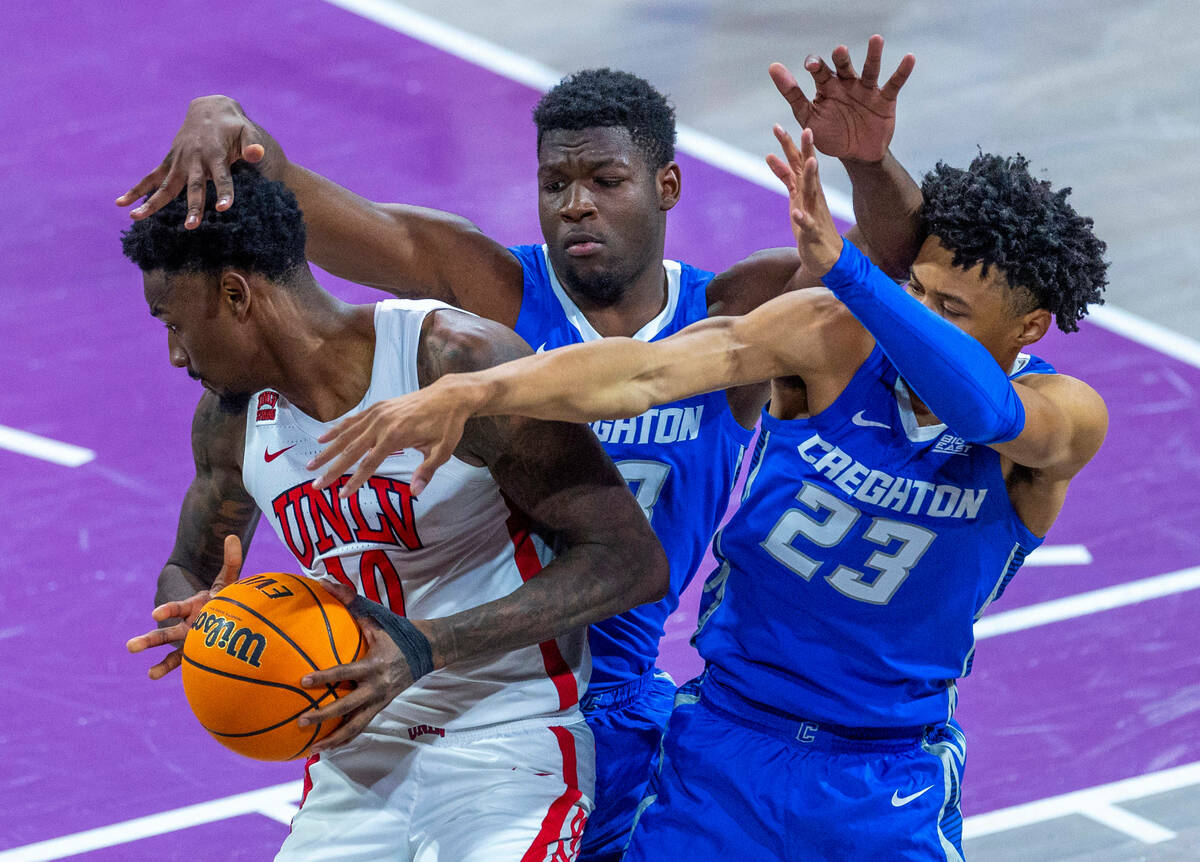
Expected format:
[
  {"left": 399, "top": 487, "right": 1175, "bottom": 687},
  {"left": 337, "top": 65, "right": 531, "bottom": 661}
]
[{"left": 191, "top": 610, "right": 268, "bottom": 668}]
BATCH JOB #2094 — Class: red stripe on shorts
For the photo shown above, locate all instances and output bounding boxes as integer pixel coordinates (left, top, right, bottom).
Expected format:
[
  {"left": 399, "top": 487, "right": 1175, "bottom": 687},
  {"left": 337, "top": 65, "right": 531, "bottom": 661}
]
[
  {"left": 291, "top": 752, "right": 320, "bottom": 832},
  {"left": 504, "top": 506, "right": 578, "bottom": 710},
  {"left": 521, "top": 725, "right": 585, "bottom": 862}
]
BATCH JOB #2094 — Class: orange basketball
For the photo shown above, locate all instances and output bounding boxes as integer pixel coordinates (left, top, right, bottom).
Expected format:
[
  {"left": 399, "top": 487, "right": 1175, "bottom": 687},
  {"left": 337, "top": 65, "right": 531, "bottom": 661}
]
[{"left": 181, "top": 572, "right": 363, "bottom": 761}]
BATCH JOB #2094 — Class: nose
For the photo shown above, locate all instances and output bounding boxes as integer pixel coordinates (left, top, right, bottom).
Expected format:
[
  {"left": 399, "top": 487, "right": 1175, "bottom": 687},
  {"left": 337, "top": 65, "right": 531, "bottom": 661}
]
[
  {"left": 559, "top": 181, "right": 596, "bottom": 222},
  {"left": 167, "top": 331, "right": 188, "bottom": 368}
]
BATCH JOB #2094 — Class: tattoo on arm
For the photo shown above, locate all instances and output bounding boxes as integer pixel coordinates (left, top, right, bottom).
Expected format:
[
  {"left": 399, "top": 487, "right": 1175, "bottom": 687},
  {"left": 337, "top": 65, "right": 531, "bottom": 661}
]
[{"left": 157, "top": 393, "right": 259, "bottom": 607}]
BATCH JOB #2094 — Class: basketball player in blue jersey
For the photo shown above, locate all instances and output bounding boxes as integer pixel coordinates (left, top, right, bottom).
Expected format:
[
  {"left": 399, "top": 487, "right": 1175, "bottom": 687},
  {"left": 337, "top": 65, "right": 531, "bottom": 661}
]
[
  {"left": 118, "top": 39, "right": 919, "bottom": 860},
  {"left": 304, "top": 121, "right": 1110, "bottom": 859}
]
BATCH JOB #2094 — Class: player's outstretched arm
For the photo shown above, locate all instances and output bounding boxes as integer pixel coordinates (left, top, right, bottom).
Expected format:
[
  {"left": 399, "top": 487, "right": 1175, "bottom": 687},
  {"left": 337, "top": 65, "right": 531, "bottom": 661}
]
[
  {"left": 309, "top": 276, "right": 866, "bottom": 498},
  {"left": 125, "top": 393, "right": 258, "bottom": 680},
  {"left": 116, "top": 96, "right": 524, "bottom": 324},
  {"left": 298, "top": 311, "right": 669, "bottom": 750},
  {"left": 707, "top": 36, "right": 920, "bottom": 321},
  {"left": 770, "top": 35, "right": 923, "bottom": 279},
  {"left": 770, "top": 125, "right": 1109, "bottom": 477}
]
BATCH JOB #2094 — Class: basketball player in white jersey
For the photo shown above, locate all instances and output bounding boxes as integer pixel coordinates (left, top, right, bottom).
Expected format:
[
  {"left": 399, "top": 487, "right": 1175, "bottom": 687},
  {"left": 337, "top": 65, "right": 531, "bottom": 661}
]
[{"left": 123, "top": 164, "right": 667, "bottom": 862}]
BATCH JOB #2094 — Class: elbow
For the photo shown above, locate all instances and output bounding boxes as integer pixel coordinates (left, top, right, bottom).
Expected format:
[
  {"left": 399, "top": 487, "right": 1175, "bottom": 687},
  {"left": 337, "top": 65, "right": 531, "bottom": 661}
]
[{"left": 628, "top": 533, "right": 670, "bottom": 608}]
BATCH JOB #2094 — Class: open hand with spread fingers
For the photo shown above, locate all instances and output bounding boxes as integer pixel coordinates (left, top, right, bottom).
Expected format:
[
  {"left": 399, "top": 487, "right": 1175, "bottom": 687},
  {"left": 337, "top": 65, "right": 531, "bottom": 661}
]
[
  {"left": 308, "top": 377, "right": 479, "bottom": 498},
  {"left": 115, "top": 96, "right": 278, "bottom": 228},
  {"left": 766, "top": 126, "right": 843, "bottom": 278},
  {"left": 769, "top": 35, "right": 915, "bottom": 164},
  {"left": 125, "top": 534, "right": 245, "bottom": 680}
]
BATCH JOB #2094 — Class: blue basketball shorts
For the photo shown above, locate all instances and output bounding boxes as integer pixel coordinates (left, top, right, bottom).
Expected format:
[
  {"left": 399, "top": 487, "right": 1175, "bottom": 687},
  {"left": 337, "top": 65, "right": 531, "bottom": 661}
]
[
  {"left": 625, "top": 674, "right": 968, "bottom": 862},
  {"left": 577, "top": 667, "right": 676, "bottom": 862}
]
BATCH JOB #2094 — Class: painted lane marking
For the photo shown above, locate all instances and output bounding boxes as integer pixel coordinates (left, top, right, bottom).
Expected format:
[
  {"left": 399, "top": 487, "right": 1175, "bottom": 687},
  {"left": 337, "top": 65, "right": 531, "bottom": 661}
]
[
  {"left": 0, "top": 782, "right": 301, "bottom": 861},
  {"left": 963, "top": 760, "right": 1200, "bottom": 844},
  {"left": 320, "top": 0, "right": 857, "bottom": 215},
  {"left": 1022, "top": 544, "right": 1092, "bottom": 567},
  {"left": 0, "top": 424, "right": 95, "bottom": 467},
  {"left": 976, "top": 564, "right": 1200, "bottom": 639},
  {"left": 11, "top": 758, "right": 1198, "bottom": 858},
  {"left": 321, "top": 0, "right": 1200, "bottom": 371}
]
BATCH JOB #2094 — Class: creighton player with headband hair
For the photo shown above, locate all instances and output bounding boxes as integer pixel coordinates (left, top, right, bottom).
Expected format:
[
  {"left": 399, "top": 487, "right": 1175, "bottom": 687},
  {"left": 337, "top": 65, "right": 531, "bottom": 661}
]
[
  {"left": 307, "top": 124, "right": 1109, "bottom": 859},
  {"left": 121, "top": 164, "right": 669, "bottom": 861},
  {"left": 117, "top": 37, "right": 919, "bottom": 861}
]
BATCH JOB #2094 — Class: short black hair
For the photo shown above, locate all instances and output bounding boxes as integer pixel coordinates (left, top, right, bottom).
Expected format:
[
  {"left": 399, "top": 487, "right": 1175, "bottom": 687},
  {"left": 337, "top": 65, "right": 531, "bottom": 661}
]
[
  {"left": 533, "top": 68, "right": 676, "bottom": 170},
  {"left": 920, "top": 153, "right": 1108, "bottom": 333},
  {"left": 121, "top": 163, "right": 306, "bottom": 280}
]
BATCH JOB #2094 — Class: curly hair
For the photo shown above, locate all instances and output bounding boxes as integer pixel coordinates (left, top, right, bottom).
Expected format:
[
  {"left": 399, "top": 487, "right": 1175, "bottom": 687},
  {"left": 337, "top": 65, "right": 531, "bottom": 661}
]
[
  {"left": 533, "top": 68, "right": 676, "bottom": 170},
  {"left": 121, "top": 162, "right": 306, "bottom": 280},
  {"left": 920, "top": 153, "right": 1108, "bottom": 332}
]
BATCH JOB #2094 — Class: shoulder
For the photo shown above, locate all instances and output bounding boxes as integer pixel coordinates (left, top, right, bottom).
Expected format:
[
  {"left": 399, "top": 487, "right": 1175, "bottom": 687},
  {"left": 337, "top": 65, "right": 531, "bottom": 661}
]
[
  {"left": 705, "top": 247, "right": 805, "bottom": 317},
  {"left": 190, "top": 390, "right": 248, "bottom": 472},
  {"left": 1017, "top": 371, "right": 1109, "bottom": 464},
  {"left": 416, "top": 307, "right": 533, "bottom": 386}
]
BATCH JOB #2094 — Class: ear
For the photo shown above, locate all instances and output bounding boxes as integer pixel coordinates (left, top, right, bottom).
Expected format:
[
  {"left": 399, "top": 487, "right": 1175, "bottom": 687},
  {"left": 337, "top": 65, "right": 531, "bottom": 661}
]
[
  {"left": 1015, "top": 307, "right": 1052, "bottom": 346},
  {"left": 657, "top": 162, "right": 681, "bottom": 212},
  {"left": 220, "top": 271, "right": 252, "bottom": 321}
]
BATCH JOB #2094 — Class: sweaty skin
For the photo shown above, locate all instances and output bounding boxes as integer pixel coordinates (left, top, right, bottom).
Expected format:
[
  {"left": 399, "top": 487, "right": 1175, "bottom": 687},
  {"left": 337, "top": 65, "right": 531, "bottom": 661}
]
[
  {"left": 128, "top": 272, "right": 667, "bottom": 748},
  {"left": 116, "top": 38, "right": 921, "bottom": 431},
  {"left": 309, "top": 127, "right": 1107, "bottom": 542}
]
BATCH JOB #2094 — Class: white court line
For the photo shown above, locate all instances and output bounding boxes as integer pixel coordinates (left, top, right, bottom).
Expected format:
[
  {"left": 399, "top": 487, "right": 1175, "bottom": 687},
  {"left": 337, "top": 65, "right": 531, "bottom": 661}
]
[
  {"left": 975, "top": 565, "right": 1200, "bottom": 639},
  {"left": 323, "top": 0, "right": 1200, "bottom": 370},
  {"left": 10, "top": 759, "right": 1200, "bottom": 858},
  {"left": 1079, "top": 803, "right": 1177, "bottom": 844},
  {"left": 321, "top": 0, "right": 856, "bottom": 216},
  {"left": 964, "top": 760, "right": 1200, "bottom": 843},
  {"left": 0, "top": 424, "right": 95, "bottom": 467},
  {"left": 0, "top": 783, "right": 302, "bottom": 862},
  {"left": 1023, "top": 544, "right": 1091, "bottom": 567}
]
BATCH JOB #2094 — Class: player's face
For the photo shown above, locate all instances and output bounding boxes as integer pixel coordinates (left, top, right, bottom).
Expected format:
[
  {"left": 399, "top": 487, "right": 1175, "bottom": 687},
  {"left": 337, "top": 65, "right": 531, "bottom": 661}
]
[
  {"left": 143, "top": 269, "right": 260, "bottom": 406},
  {"left": 537, "top": 126, "right": 678, "bottom": 305},
  {"left": 906, "top": 236, "right": 1044, "bottom": 361}
]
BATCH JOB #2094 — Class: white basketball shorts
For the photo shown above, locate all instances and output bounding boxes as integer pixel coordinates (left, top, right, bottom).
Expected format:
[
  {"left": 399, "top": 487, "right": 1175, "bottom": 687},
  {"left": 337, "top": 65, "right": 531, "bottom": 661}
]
[{"left": 278, "top": 718, "right": 595, "bottom": 861}]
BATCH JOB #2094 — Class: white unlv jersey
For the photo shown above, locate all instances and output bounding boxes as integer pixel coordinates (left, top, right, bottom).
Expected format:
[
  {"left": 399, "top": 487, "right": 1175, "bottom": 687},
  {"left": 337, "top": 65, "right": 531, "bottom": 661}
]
[{"left": 242, "top": 299, "right": 587, "bottom": 733}]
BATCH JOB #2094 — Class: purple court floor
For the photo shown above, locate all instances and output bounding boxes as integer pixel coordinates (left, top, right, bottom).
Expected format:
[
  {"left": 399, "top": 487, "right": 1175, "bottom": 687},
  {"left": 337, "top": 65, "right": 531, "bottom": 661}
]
[{"left": 2, "top": 1, "right": 1198, "bottom": 858}]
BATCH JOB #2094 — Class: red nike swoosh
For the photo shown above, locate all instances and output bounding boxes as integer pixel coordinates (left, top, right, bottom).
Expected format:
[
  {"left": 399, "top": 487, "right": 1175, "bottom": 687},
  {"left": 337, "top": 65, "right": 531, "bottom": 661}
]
[{"left": 264, "top": 445, "right": 295, "bottom": 463}]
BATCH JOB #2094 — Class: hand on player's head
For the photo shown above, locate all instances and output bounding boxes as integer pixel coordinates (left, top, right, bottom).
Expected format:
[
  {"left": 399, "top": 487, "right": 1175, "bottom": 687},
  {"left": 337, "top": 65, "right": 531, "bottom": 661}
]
[
  {"left": 115, "top": 95, "right": 269, "bottom": 229},
  {"left": 769, "top": 35, "right": 914, "bottom": 163},
  {"left": 126, "top": 534, "right": 246, "bottom": 680}
]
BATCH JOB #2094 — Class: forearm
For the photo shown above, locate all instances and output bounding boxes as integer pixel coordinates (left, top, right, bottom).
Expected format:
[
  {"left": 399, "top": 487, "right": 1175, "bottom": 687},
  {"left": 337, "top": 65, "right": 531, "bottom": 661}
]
[
  {"left": 843, "top": 151, "right": 924, "bottom": 279},
  {"left": 822, "top": 240, "right": 1024, "bottom": 443},
  {"left": 155, "top": 563, "right": 209, "bottom": 609},
  {"left": 447, "top": 319, "right": 768, "bottom": 425},
  {"left": 278, "top": 163, "right": 440, "bottom": 294},
  {"left": 415, "top": 535, "right": 665, "bottom": 670}
]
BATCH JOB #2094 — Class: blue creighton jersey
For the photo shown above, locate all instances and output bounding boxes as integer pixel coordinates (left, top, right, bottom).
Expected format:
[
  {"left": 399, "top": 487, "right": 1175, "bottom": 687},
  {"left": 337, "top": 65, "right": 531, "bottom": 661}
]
[
  {"left": 696, "top": 345, "right": 1053, "bottom": 727},
  {"left": 508, "top": 244, "right": 753, "bottom": 688}
]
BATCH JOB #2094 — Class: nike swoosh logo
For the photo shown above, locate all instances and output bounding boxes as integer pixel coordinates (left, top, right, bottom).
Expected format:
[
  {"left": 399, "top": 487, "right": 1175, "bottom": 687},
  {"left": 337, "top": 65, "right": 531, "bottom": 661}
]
[
  {"left": 535, "top": 343, "right": 549, "bottom": 354},
  {"left": 264, "top": 445, "right": 295, "bottom": 463},
  {"left": 851, "top": 410, "right": 891, "bottom": 429},
  {"left": 891, "top": 786, "right": 934, "bottom": 807}
]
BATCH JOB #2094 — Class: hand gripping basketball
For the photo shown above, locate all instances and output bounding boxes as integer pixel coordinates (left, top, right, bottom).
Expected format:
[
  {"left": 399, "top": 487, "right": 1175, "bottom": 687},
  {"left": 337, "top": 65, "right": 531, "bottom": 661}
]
[
  {"left": 126, "top": 534, "right": 245, "bottom": 680},
  {"left": 296, "top": 589, "right": 437, "bottom": 753}
]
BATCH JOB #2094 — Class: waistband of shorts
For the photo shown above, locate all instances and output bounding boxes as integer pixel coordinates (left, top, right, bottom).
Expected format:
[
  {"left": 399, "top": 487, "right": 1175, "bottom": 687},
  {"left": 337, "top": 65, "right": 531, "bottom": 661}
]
[
  {"left": 581, "top": 666, "right": 674, "bottom": 712},
  {"left": 700, "top": 670, "right": 934, "bottom": 751}
]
